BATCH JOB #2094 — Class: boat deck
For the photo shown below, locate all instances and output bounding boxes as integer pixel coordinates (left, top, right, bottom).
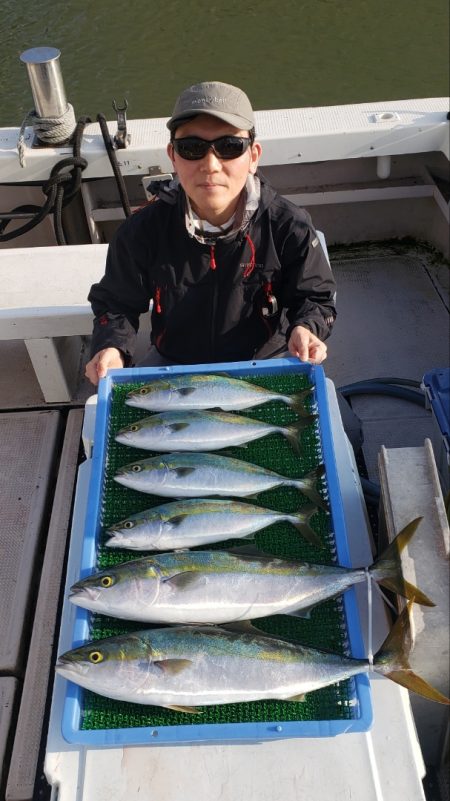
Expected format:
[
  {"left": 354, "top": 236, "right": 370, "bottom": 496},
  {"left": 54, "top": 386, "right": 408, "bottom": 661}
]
[{"left": 0, "top": 240, "right": 449, "bottom": 800}]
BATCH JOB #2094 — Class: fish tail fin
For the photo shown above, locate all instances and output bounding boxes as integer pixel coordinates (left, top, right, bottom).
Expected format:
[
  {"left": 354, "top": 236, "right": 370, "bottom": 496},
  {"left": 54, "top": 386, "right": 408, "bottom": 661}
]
[
  {"left": 290, "top": 503, "right": 322, "bottom": 547},
  {"left": 284, "top": 417, "right": 316, "bottom": 454},
  {"left": 288, "top": 387, "right": 315, "bottom": 417},
  {"left": 284, "top": 424, "right": 302, "bottom": 455},
  {"left": 374, "top": 602, "right": 450, "bottom": 704},
  {"left": 293, "top": 464, "right": 329, "bottom": 513},
  {"left": 370, "top": 517, "right": 435, "bottom": 607}
]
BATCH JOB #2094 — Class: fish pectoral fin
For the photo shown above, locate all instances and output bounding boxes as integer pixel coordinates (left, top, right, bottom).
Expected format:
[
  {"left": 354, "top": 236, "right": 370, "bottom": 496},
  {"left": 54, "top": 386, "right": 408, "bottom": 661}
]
[
  {"left": 168, "top": 514, "right": 189, "bottom": 527},
  {"left": 168, "top": 422, "right": 191, "bottom": 432},
  {"left": 165, "top": 703, "right": 203, "bottom": 714},
  {"left": 173, "top": 467, "right": 197, "bottom": 477},
  {"left": 163, "top": 571, "right": 202, "bottom": 590},
  {"left": 154, "top": 658, "right": 193, "bottom": 676},
  {"left": 176, "top": 387, "right": 197, "bottom": 396},
  {"left": 166, "top": 423, "right": 190, "bottom": 431},
  {"left": 287, "top": 693, "right": 306, "bottom": 702}
]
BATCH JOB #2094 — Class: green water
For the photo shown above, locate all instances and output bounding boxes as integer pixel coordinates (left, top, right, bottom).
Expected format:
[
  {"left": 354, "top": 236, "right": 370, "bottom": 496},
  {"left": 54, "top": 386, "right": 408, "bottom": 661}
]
[{"left": 1, "top": 0, "right": 448, "bottom": 128}]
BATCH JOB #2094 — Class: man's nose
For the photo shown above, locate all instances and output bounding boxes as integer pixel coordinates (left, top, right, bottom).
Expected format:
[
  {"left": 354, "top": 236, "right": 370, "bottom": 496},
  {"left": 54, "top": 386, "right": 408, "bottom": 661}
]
[{"left": 199, "top": 149, "right": 222, "bottom": 171}]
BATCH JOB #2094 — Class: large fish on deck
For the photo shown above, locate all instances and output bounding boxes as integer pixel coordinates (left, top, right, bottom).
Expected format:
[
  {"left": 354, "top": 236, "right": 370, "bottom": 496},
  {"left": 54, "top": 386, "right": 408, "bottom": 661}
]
[
  {"left": 105, "top": 498, "right": 321, "bottom": 550},
  {"left": 115, "top": 410, "right": 316, "bottom": 454},
  {"left": 113, "top": 452, "right": 328, "bottom": 510},
  {"left": 125, "top": 373, "right": 313, "bottom": 415},
  {"left": 56, "top": 604, "right": 450, "bottom": 711},
  {"left": 71, "top": 518, "right": 433, "bottom": 624}
]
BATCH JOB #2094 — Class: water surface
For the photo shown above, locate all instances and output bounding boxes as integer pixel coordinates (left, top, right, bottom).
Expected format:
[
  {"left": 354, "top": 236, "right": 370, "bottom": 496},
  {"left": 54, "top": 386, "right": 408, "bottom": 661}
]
[{"left": 1, "top": 0, "right": 448, "bottom": 127}]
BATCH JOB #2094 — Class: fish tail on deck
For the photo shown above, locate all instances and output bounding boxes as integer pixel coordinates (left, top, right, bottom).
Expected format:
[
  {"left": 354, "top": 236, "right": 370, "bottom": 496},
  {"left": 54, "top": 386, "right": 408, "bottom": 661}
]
[{"left": 374, "top": 602, "right": 450, "bottom": 704}]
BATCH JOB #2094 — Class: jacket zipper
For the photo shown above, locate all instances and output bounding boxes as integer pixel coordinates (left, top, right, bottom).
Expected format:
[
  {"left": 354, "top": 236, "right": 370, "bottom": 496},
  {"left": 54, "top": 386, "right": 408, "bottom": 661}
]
[{"left": 209, "top": 244, "right": 219, "bottom": 358}]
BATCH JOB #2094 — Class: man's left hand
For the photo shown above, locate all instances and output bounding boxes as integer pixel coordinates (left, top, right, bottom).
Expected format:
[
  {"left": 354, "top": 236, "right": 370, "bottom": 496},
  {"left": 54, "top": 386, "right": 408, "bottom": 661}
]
[{"left": 288, "top": 325, "right": 328, "bottom": 364}]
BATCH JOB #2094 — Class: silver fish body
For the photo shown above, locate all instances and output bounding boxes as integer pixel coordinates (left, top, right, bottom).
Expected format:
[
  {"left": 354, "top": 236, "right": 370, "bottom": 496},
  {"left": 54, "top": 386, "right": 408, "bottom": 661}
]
[
  {"left": 113, "top": 452, "right": 328, "bottom": 510},
  {"left": 125, "top": 374, "right": 312, "bottom": 414},
  {"left": 56, "top": 624, "right": 369, "bottom": 708},
  {"left": 105, "top": 498, "right": 320, "bottom": 550},
  {"left": 115, "top": 410, "right": 314, "bottom": 453},
  {"left": 69, "top": 550, "right": 361, "bottom": 623}
]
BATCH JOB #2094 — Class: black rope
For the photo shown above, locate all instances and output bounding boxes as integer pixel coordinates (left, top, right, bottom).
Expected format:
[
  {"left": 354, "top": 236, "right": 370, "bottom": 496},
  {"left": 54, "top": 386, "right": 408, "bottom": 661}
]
[
  {"left": 0, "top": 116, "right": 91, "bottom": 244},
  {"left": 97, "top": 113, "right": 132, "bottom": 218}
]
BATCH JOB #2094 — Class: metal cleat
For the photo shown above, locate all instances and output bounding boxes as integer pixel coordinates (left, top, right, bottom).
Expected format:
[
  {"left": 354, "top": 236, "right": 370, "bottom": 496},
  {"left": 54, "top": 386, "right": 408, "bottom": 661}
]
[{"left": 112, "top": 98, "right": 130, "bottom": 148}]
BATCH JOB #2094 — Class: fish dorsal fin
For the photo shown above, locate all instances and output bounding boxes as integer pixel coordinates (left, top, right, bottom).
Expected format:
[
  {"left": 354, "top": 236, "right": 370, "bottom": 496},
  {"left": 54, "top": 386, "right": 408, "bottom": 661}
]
[
  {"left": 215, "top": 448, "right": 241, "bottom": 458},
  {"left": 219, "top": 620, "right": 262, "bottom": 636},
  {"left": 165, "top": 704, "right": 202, "bottom": 714},
  {"left": 163, "top": 571, "right": 201, "bottom": 590},
  {"left": 153, "top": 658, "right": 193, "bottom": 676},
  {"left": 226, "top": 544, "right": 269, "bottom": 558}
]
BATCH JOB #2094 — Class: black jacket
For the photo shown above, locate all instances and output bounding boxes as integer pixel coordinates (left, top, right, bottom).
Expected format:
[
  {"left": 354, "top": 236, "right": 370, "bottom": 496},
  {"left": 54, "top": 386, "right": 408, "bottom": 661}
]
[{"left": 88, "top": 180, "right": 336, "bottom": 364}]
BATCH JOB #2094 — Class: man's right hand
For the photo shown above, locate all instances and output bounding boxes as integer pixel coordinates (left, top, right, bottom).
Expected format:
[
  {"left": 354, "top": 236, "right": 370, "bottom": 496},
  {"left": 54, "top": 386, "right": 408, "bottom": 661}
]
[{"left": 85, "top": 348, "right": 125, "bottom": 387}]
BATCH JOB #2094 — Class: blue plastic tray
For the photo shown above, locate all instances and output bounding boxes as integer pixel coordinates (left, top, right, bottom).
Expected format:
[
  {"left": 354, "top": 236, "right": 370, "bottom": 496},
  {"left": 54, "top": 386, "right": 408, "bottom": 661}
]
[{"left": 61, "top": 358, "right": 372, "bottom": 744}]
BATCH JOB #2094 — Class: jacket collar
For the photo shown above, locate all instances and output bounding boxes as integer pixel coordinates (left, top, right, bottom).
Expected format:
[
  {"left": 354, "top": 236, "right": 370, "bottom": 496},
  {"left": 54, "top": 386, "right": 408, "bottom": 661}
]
[
  {"left": 184, "top": 173, "right": 261, "bottom": 245},
  {"left": 147, "top": 174, "right": 263, "bottom": 245}
]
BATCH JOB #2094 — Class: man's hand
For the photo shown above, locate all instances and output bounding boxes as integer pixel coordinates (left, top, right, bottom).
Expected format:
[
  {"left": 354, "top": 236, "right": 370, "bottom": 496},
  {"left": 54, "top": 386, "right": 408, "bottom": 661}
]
[
  {"left": 85, "top": 348, "right": 125, "bottom": 387},
  {"left": 288, "top": 325, "right": 328, "bottom": 364}
]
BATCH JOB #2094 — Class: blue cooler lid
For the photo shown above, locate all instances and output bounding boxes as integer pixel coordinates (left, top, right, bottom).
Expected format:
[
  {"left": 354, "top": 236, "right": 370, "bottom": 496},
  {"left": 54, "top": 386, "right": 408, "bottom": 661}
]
[{"left": 423, "top": 368, "right": 450, "bottom": 441}]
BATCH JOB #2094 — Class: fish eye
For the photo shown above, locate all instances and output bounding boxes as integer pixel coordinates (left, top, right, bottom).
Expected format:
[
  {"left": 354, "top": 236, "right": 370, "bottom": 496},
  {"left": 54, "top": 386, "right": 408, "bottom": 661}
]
[
  {"left": 89, "top": 651, "right": 104, "bottom": 663},
  {"left": 124, "top": 521, "right": 134, "bottom": 529},
  {"left": 100, "top": 575, "right": 114, "bottom": 588},
  {"left": 130, "top": 425, "right": 139, "bottom": 432},
  {"left": 131, "top": 464, "right": 142, "bottom": 472},
  {"left": 139, "top": 387, "right": 149, "bottom": 395}
]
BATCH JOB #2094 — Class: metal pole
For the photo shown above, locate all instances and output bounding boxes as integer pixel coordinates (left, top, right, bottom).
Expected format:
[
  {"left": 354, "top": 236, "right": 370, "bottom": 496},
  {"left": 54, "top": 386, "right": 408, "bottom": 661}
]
[{"left": 20, "top": 47, "right": 68, "bottom": 118}]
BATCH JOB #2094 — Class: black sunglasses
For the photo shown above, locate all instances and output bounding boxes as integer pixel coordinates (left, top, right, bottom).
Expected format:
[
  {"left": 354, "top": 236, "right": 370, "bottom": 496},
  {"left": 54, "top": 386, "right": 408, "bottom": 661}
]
[{"left": 172, "top": 135, "right": 252, "bottom": 161}]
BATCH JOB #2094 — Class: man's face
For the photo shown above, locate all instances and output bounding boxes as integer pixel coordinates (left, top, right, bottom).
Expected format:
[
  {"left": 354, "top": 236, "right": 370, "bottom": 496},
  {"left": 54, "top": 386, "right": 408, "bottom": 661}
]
[{"left": 167, "top": 114, "right": 262, "bottom": 225}]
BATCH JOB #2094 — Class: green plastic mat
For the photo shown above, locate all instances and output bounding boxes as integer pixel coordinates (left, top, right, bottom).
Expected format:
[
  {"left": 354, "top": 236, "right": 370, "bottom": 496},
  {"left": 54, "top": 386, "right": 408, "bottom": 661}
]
[{"left": 81, "top": 372, "right": 357, "bottom": 730}]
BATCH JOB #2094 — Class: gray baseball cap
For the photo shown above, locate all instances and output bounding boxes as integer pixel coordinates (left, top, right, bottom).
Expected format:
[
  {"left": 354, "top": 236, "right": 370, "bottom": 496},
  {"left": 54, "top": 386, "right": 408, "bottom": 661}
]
[{"left": 167, "top": 81, "right": 255, "bottom": 132}]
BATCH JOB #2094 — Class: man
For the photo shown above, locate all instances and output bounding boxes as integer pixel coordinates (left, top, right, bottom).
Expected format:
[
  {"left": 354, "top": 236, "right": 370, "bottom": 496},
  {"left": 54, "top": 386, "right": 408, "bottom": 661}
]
[{"left": 85, "top": 81, "right": 336, "bottom": 386}]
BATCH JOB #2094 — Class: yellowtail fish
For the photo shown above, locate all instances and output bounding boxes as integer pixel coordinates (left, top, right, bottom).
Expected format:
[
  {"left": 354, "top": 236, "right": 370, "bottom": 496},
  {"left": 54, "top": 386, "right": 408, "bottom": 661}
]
[
  {"left": 125, "top": 373, "right": 313, "bottom": 415},
  {"left": 56, "top": 604, "right": 450, "bottom": 711},
  {"left": 70, "top": 519, "right": 433, "bottom": 624},
  {"left": 113, "top": 453, "right": 328, "bottom": 511},
  {"left": 115, "top": 410, "right": 316, "bottom": 454},
  {"left": 105, "top": 498, "right": 321, "bottom": 550}
]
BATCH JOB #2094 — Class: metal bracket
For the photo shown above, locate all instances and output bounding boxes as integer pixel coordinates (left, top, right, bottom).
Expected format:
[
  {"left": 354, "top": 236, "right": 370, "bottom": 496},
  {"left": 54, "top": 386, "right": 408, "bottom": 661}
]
[{"left": 112, "top": 98, "right": 130, "bottom": 149}]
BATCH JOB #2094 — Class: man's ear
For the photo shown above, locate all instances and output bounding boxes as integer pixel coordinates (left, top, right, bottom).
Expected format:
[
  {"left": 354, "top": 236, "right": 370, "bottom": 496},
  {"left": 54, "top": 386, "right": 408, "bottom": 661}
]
[
  {"left": 249, "top": 142, "right": 262, "bottom": 175},
  {"left": 167, "top": 142, "right": 175, "bottom": 167}
]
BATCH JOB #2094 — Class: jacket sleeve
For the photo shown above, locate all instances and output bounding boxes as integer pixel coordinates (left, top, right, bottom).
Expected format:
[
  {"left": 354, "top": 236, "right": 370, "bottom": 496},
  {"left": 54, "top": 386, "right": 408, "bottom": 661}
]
[
  {"left": 88, "top": 215, "right": 152, "bottom": 362},
  {"left": 278, "top": 213, "right": 337, "bottom": 342}
]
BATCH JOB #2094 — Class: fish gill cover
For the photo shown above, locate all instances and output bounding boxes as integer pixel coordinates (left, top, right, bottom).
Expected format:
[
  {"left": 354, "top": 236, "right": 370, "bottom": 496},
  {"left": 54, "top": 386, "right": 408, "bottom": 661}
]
[{"left": 80, "top": 370, "right": 357, "bottom": 730}]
